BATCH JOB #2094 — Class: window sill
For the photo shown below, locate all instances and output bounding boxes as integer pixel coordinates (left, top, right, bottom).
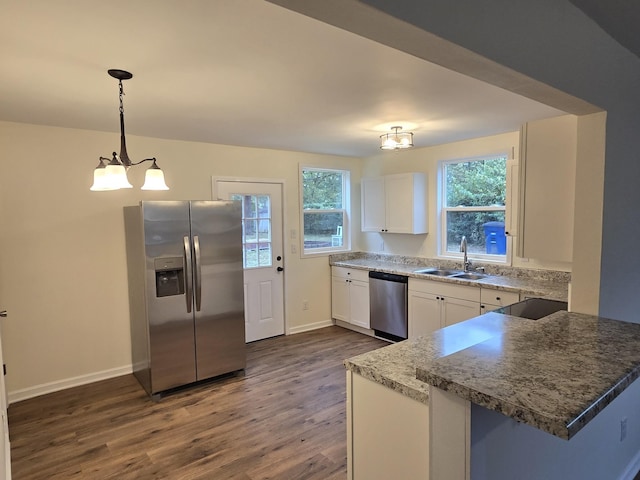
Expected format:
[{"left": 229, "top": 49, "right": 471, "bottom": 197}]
[
  {"left": 303, "top": 247, "right": 351, "bottom": 259},
  {"left": 438, "top": 253, "right": 510, "bottom": 266}
]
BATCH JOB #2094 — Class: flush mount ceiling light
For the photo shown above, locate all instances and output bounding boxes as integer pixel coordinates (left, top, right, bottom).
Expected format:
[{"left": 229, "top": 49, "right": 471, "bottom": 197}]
[
  {"left": 380, "top": 126, "right": 414, "bottom": 150},
  {"left": 90, "top": 69, "right": 169, "bottom": 191}
]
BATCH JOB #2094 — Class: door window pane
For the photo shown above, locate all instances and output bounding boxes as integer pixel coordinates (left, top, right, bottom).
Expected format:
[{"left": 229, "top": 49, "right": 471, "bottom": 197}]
[
  {"left": 258, "top": 196, "right": 270, "bottom": 218},
  {"left": 231, "top": 194, "right": 273, "bottom": 269}
]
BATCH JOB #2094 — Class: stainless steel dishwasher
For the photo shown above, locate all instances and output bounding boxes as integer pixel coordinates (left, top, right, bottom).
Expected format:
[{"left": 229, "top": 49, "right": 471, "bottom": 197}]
[{"left": 368, "top": 271, "right": 408, "bottom": 341}]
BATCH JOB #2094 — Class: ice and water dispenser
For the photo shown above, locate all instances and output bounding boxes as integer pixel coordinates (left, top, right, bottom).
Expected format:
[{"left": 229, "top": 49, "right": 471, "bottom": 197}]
[{"left": 154, "top": 257, "right": 185, "bottom": 297}]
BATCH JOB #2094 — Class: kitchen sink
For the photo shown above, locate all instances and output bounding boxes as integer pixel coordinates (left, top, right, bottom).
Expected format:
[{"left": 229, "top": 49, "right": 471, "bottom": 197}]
[
  {"left": 413, "top": 268, "right": 463, "bottom": 276},
  {"left": 451, "top": 272, "right": 487, "bottom": 280}
]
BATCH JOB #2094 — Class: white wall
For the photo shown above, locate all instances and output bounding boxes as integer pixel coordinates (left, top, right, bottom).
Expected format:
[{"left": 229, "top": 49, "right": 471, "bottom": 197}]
[
  {"left": 0, "top": 120, "right": 362, "bottom": 400},
  {"left": 360, "top": 130, "right": 572, "bottom": 271}
]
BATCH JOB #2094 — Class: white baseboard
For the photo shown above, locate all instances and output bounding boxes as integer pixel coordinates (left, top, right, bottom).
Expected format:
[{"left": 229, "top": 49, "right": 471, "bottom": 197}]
[
  {"left": 287, "top": 319, "right": 334, "bottom": 335},
  {"left": 8, "top": 365, "right": 133, "bottom": 405},
  {"left": 334, "top": 319, "right": 375, "bottom": 337},
  {"left": 620, "top": 450, "right": 640, "bottom": 480}
]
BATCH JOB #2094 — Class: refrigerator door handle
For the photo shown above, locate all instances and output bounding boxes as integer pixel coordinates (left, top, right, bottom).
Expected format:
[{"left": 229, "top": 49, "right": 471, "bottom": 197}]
[
  {"left": 183, "top": 235, "right": 193, "bottom": 313},
  {"left": 194, "top": 235, "right": 202, "bottom": 312}
]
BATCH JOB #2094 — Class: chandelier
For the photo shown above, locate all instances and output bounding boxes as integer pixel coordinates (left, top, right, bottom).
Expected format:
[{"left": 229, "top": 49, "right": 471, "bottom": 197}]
[
  {"left": 90, "top": 69, "right": 169, "bottom": 191},
  {"left": 380, "top": 126, "right": 414, "bottom": 150}
]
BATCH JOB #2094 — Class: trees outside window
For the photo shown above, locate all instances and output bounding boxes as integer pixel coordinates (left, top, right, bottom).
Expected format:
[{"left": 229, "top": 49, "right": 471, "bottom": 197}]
[
  {"left": 441, "top": 156, "right": 507, "bottom": 260},
  {"left": 300, "top": 167, "right": 350, "bottom": 255}
]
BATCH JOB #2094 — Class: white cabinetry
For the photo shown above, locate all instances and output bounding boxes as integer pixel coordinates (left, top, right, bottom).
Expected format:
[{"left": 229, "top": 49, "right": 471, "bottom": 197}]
[
  {"left": 361, "top": 173, "right": 428, "bottom": 234},
  {"left": 347, "top": 371, "right": 429, "bottom": 480},
  {"left": 504, "top": 159, "right": 519, "bottom": 238},
  {"left": 480, "top": 288, "right": 520, "bottom": 313},
  {"left": 331, "top": 267, "right": 370, "bottom": 329},
  {"left": 518, "top": 115, "right": 577, "bottom": 262},
  {"left": 408, "top": 279, "right": 481, "bottom": 339}
]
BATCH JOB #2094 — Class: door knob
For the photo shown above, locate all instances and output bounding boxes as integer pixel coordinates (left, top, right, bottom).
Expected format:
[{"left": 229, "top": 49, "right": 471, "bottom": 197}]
[
  {"left": 0, "top": 311, "right": 6, "bottom": 318},
  {"left": 277, "top": 267, "right": 284, "bottom": 272}
]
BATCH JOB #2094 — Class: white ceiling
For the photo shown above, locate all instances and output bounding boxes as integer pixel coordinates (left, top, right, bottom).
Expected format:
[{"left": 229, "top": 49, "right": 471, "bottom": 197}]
[{"left": 0, "top": 0, "right": 565, "bottom": 158}]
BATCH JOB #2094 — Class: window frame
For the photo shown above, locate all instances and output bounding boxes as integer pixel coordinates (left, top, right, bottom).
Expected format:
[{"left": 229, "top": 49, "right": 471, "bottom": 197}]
[
  {"left": 438, "top": 154, "right": 510, "bottom": 264},
  {"left": 299, "top": 165, "right": 351, "bottom": 257}
]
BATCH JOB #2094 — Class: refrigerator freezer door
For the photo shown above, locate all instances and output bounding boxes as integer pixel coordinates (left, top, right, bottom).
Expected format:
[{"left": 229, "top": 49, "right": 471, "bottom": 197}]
[
  {"left": 143, "top": 201, "right": 197, "bottom": 392},
  {"left": 190, "top": 201, "right": 246, "bottom": 380}
]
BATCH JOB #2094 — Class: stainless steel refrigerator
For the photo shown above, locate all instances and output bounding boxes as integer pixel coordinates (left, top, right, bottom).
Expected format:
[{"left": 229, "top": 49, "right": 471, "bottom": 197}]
[{"left": 124, "top": 200, "right": 245, "bottom": 398}]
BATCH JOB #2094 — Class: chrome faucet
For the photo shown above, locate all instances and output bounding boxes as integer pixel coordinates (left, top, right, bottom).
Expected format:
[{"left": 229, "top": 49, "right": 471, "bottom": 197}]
[{"left": 460, "top": 236, "right": 471, "bottom": 272}]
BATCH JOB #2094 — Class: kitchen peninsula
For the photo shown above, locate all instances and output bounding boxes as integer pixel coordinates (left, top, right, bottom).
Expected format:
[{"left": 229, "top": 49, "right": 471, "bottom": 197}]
[{"left": 345, "top": 310, "right": 640, "bottom": 480}]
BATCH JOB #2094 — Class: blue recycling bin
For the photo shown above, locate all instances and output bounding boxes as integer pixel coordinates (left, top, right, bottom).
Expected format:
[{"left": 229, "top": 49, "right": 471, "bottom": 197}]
[{"left": 483, "top": 221, "right": 506, "bottom": 255}]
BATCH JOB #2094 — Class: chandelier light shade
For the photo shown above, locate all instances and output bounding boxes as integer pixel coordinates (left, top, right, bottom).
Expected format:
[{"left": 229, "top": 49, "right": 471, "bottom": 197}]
[
  {"left": 380, "top": 126, "right": 414, "bottom": 150},
  {"left": 90, "top": 69, "right": 169, "bottom": 191}
]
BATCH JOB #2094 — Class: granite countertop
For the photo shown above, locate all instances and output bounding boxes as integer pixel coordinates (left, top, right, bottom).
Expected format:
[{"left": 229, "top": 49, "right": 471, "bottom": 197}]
[
  {"left": 345, "top": 311, "right": 640, "bottom": 440},
  {"left": 330, "top": 256, "right": 569, "bottom": 301},
  {"left": 344, "top": 340, "right": 430, "bottom": 404},
  {"left": 343, "top": 312, "right": 508, "bottom": 406},
  {"left": 416, "top": 311, "right": 640, "bottom": 440}
]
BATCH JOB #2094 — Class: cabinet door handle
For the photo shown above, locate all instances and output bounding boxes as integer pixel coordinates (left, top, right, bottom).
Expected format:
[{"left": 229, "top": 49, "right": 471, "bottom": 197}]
[{"left": 496, "top": 297, "right": 501, "bottom": 301}]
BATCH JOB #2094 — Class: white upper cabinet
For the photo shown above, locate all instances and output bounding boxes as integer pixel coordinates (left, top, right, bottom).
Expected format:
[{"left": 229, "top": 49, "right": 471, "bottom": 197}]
[
  {"left": 504, "top": 160, "right": 519, "bottom": 238},
  {"left": 518, "top": 115, "right": 577, "bottom": 263},
  {"left": 361, "top": 173, "right": 428, "bottom": 234}
]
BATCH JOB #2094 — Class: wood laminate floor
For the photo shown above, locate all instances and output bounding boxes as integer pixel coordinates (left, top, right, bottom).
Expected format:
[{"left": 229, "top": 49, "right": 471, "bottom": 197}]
[{"left": 9, "top": 326, "right": 387, "bottom": 480}]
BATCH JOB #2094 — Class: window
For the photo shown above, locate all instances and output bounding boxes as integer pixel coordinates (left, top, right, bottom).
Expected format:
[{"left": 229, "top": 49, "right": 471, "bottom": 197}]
[
  {"left": 300, "top": 167, "right": 350, "bottom": 255},
  {"left": 230, "top": 194, "right": 272, "bottom": 269},
  {"left": 440, "top": 155, "right": 507, "bottom": 262}
]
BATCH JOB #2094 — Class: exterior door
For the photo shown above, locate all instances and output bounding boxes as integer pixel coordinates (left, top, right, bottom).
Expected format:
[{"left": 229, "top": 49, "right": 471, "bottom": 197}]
[{"left": 215, "top": 181, "right": 285, "bottom": 342}]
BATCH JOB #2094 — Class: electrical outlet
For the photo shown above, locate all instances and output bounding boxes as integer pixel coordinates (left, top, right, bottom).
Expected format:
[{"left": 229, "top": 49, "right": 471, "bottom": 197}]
[
  {"left": 621, "top": 418, "right": 628, "bottom": 442},
  {"left": 302, "top": 300, "right": 309, "bottom": 311}
]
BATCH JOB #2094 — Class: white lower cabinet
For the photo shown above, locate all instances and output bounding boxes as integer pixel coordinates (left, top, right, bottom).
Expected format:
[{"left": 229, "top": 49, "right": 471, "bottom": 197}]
[
  {"left": 479, "top": 288, "right": 521, "bottom": 313},
  {"left": 347, "top": 371, "right": 429, "bottom": 480},
  {"left": 331, "top": 267, "right": 370, "bottom": 329},
  {"left": 408, "top": 279, "right": 481, "bottom": 339}
]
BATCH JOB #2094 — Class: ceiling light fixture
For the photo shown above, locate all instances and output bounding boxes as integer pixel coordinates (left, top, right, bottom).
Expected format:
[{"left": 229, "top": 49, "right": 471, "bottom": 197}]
[
  {"left": 380, "top": 126, "right": 414, "bottom": 150},
  {"left": 90, "top": 69, "right": 169, "bottom": 191}
]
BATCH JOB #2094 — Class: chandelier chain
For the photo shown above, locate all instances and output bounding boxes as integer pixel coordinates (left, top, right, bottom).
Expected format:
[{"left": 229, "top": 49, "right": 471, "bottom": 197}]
[{"left": 118, "top": 80, "right": 125, "bottom": 115}]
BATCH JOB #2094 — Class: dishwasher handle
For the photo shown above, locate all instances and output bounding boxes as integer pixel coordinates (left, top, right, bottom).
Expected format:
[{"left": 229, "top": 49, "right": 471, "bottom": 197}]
[{"left": 368, "top": 271, "right": 408, "bottom": 283}]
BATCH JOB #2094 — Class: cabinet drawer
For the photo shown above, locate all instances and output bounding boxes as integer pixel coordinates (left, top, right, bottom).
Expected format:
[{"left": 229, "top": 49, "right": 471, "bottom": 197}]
[
  {"left": 480, "top": 289, "right": 520, "bottom": 307},
  {"left": 332, "top": 266, "right": 369, "bottom": 282},
  {"left": 408, "top": 278, "right": 480, "bottom": 302}
]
